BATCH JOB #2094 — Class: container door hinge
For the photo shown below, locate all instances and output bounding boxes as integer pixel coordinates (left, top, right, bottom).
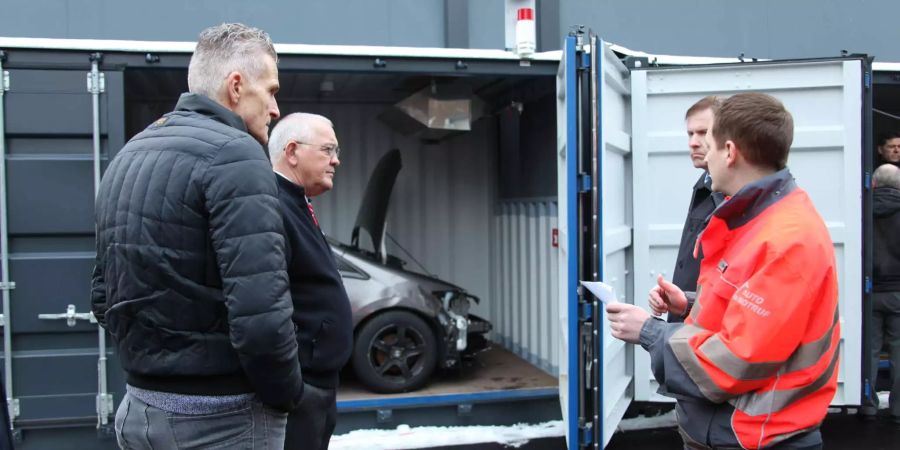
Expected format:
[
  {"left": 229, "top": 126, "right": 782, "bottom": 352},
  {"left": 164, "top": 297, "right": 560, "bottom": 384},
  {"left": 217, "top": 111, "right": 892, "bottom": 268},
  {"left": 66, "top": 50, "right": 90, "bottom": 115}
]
[
  {"left": 578, "top": 174, "right": 592, "bottom": 193},
  {"left": 1, "top": 71, "right": 8, "bottom": 94},
  {"left": 87, "top": 72, "right": 105, "bottom": 94},
  {"left": 580, "top": 302, "right": 594, "bottom": 321},
  {"left": 580, "top": 52, "right": 592, "bottom": 70},
  {"left": 8, "top": 398, "right": 18, "bottom": 419},
  {"left": 97, "top": 393, "right": 114, "bottom": 419},
  {"left": 580, "top": 424, "right": 594, "bottom": 445}
]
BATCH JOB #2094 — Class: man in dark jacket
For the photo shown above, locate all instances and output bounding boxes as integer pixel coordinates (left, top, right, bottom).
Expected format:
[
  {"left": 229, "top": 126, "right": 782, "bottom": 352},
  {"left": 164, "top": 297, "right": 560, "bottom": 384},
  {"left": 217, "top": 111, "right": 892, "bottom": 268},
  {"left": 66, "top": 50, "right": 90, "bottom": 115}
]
[
  {"left": 870, "top": 163, "right": 900, "bottom": 424},
  {"left": 666, "top": 96, "right": 722, "bottom": 323},
  {"left": 268, "top": 113, "right": 353, "bottom": 450},
  {"left": 92, "top": 23, "right": 303, "bottom": 449}
]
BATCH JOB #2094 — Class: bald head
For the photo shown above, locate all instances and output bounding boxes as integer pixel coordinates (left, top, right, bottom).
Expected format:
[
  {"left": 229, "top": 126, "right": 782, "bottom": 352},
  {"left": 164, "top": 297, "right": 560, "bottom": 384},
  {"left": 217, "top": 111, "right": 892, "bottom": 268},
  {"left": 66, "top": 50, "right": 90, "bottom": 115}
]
[{"left": 875, "top": 164, "right": 900, "bottom": 190}]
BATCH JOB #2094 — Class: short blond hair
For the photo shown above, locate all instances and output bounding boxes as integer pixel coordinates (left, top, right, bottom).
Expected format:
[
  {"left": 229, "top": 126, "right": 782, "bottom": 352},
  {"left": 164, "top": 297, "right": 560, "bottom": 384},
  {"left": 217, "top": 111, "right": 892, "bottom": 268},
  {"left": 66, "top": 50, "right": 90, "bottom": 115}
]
[{"left": 187, "top": 23, "right": 277, "bottom": 99}]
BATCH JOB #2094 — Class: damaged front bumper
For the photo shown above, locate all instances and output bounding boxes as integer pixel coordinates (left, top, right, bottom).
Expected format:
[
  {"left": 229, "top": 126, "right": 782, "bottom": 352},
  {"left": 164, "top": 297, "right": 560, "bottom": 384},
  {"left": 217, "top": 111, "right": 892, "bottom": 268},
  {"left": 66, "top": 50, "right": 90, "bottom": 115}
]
[{"left": 435, "top": 290, "right": 493, "bottom": 368}]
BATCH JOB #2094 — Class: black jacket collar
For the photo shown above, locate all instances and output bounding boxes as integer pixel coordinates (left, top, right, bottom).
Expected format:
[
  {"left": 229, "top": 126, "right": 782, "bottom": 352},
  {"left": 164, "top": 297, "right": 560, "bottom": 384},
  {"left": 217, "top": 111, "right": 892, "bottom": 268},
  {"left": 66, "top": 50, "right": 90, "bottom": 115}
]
[
  {"left": 713, "top": 168, "right": 797, "bottom": 230},
  {"left": 276, "top": 173, "right": 309, "bottom": 200},
  {"left": 175, "top": 93, "right": 247, "bottom": 133},
  {"left": 693, "top": 171, "right": 712, "bottom": 192}
]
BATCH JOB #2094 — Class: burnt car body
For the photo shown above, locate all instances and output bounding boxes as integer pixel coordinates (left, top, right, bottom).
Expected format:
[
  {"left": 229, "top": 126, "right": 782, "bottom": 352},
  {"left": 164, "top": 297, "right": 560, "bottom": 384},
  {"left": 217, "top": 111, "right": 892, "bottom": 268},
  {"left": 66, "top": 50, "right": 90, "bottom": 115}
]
[{"left": 327, "top": 149, "right": 491, "bottom": 393}]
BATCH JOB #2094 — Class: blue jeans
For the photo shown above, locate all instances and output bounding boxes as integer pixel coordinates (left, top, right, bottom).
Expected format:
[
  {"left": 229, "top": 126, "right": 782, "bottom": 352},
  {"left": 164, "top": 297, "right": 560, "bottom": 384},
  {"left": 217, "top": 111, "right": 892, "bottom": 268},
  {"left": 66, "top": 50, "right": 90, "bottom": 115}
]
[{"left": 115, "top": 392, "right": 288, "bottom": 449}]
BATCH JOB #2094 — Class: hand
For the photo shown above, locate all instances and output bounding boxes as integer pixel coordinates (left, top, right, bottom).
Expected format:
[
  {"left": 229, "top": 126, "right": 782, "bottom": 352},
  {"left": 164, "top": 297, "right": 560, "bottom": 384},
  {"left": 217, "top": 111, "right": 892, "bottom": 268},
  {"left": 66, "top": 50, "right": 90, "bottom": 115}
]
[
  {"left": 648, "top": 275, "right": 688, "bottom": 317},
  {"left": 606, "top": 303, "right": 651, "bottom": 344}
]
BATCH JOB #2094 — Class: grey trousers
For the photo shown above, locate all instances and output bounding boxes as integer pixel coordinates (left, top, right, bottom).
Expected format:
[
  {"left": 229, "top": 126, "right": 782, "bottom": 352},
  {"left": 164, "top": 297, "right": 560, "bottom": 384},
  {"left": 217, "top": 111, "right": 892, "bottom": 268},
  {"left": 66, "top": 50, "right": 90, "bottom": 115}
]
[
  {"left": 115, "top": 392, "right": 288, "bottom": 450},
  {"left": 870, "top": 291, "right": 900, "bottom": 418}
]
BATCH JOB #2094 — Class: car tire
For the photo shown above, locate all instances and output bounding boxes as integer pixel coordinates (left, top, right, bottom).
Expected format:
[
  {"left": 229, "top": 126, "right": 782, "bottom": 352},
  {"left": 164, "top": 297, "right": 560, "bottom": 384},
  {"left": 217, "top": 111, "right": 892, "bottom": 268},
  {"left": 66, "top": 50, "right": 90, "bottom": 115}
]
[{"left": 352, "top": 310, "right": 438, "bottom": 393}]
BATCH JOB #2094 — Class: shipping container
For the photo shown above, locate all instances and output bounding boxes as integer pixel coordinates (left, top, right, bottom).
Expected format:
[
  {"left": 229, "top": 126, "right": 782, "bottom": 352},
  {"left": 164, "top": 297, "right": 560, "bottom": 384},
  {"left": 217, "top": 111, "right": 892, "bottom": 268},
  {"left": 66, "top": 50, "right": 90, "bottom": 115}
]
[{"left": 0, "top": 32, "right": 877, "bottom": 449}]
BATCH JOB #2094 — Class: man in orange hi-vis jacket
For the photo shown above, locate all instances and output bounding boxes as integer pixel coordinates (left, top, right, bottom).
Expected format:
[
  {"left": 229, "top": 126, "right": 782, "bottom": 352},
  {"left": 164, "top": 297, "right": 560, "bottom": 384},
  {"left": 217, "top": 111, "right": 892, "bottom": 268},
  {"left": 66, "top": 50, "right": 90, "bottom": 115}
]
[{"left": 607, "top": 92, "right": 840, "bottom": 450}]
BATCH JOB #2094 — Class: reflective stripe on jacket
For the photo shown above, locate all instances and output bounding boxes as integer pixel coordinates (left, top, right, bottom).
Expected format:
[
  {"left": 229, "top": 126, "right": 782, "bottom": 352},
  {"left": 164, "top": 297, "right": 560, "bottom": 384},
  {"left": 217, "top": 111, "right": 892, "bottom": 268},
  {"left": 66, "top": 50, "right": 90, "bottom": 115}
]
[{"left": 641, "top": 169, "right": 840, "bottom": 449}]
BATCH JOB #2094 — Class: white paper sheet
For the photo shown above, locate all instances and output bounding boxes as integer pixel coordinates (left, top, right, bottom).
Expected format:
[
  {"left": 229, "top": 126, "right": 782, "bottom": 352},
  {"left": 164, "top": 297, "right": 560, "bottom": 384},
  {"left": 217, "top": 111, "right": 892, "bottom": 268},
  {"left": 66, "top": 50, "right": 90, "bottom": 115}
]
[{"left": 579, "top": 281, "right": 618, "bottom": 305}]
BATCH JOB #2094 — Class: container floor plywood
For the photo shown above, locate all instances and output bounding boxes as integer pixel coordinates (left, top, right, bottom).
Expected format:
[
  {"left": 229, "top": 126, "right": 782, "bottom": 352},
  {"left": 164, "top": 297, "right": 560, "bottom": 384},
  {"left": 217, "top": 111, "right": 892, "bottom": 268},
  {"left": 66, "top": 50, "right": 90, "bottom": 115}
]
[
  {"left": 335, "top": 346, "right": 561, "bottom": 432},
  {"left": 338, "top": 346, "right": 557, "bottom": 401}
]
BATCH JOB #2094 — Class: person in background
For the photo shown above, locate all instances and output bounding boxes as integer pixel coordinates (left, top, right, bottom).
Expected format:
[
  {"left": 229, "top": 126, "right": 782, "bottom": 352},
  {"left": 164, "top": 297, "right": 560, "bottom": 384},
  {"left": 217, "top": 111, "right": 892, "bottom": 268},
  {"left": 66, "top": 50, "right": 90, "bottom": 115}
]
[
  {"left": 667, "top": 96, "right": 723, "bottom": 324},
  {"left": 269, "top": 113, "right": 353, "bottom": 450},
  {"left": 868, "top": 163, "right": 900, "bottom": 425}
]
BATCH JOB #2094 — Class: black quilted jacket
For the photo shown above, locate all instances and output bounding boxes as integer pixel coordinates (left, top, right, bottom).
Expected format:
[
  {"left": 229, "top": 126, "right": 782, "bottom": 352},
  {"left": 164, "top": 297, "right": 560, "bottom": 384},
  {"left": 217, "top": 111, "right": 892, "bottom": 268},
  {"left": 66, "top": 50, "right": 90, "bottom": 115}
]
[{"left": 91, "top": 93, "right": 303, "bottom": 411}]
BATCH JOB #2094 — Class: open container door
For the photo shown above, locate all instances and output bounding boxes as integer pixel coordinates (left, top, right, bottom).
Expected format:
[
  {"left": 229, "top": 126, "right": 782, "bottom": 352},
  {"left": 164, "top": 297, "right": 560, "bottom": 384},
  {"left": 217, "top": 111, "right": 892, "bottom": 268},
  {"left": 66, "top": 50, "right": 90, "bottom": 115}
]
[
  {"left": 557, "top": 31, "right": 634, "bottom": 450},
  {"left": 630, "top": 57, "right": 868, "bottom": 406}
]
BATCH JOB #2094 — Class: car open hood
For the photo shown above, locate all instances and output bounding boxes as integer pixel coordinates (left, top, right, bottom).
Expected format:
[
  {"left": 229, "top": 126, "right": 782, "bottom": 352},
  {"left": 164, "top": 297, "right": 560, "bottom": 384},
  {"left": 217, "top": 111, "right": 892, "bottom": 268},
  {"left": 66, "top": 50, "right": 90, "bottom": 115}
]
[{"left": 351, "top": 149, "right": 402, "bottom": 261}]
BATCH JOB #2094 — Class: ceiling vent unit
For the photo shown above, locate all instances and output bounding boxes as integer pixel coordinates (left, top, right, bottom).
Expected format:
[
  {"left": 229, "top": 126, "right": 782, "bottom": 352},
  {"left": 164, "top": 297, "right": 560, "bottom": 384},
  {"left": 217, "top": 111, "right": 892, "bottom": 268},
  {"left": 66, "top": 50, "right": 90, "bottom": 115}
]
[{"left": 379, "top": 82, "right": 485, "bottom": 143}]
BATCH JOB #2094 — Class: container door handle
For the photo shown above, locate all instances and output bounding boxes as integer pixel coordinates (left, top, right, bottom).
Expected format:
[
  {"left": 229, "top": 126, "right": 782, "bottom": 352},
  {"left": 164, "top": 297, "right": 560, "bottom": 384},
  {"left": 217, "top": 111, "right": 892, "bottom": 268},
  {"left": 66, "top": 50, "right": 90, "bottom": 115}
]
[{"left": 38, "top": 304, "right": 97, "bottom": 327}]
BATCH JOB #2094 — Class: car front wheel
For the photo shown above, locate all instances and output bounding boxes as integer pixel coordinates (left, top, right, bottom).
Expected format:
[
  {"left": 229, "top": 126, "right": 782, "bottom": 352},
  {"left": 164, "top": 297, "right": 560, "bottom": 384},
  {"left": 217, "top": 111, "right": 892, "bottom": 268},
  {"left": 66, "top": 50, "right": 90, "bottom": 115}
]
[{"left": 352, "top": 310, "right": 438, "bottom": 393}]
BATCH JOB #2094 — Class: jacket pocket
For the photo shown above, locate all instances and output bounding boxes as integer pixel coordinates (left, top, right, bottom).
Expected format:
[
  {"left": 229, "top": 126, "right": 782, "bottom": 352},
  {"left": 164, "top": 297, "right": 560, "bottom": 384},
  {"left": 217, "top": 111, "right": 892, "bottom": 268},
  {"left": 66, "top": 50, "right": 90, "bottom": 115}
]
[{"left": 309, "top": 320, "right": 330, "bottom": 366}]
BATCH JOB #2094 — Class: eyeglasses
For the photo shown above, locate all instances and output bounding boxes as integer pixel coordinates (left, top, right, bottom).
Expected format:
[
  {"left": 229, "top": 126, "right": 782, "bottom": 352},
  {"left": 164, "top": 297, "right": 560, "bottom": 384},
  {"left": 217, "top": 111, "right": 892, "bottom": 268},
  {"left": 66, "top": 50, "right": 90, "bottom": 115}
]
[{"left": 294, "top": 140, "right": 341, "bottom": 159}]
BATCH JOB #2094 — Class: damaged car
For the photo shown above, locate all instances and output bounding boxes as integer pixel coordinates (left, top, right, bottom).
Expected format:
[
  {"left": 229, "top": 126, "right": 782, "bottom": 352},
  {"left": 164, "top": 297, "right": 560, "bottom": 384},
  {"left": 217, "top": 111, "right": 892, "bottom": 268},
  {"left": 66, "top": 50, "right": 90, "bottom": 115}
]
[{"left": 329, "top": 149, "right": 492, "bottom": 393}]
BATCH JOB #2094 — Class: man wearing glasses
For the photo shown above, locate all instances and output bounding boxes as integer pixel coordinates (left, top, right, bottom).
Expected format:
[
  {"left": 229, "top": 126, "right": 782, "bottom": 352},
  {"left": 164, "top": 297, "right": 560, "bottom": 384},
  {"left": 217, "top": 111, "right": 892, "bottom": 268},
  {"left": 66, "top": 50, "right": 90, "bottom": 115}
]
[{"left": 268, "top": 112, "right": 352, "bottom": 450}]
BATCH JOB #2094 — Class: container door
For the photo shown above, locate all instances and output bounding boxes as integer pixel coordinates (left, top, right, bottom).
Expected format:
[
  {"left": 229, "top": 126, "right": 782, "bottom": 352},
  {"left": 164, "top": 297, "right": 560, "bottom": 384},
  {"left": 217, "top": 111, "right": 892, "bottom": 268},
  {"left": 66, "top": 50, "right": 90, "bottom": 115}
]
[
  {"left": 0, "top": 57, "right": 125, "bottom": 438},
  {"left": 630, "top": 58, "right": 867, "bottom": 406},
  {"left": 557, "top": 31, "right": 634, "bottom": 450}
]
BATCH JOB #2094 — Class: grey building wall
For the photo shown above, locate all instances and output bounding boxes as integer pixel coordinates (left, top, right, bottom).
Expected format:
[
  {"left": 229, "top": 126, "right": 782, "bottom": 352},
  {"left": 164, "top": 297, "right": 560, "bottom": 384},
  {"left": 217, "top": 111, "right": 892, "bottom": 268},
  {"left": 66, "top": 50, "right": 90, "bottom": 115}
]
[
  {"left": 3, "top": 0, "right": 900, "bottom": 61},
  {"left": 0, "top": 0, "right": 447, "bottom": 46},
  {"left": 558, "top": 0, "right": 900, "bottom": 61}
]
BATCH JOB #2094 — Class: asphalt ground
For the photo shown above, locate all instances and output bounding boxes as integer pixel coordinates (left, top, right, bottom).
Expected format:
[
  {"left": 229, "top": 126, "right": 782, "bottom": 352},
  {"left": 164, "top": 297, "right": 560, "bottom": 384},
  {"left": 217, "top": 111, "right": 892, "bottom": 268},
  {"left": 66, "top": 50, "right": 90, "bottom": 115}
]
[
  {"left": 423, "top": 411, "right": 899, "bottom": 449},
  {"left": 605, "top": 412, "right": 900, "bottom": 450}
]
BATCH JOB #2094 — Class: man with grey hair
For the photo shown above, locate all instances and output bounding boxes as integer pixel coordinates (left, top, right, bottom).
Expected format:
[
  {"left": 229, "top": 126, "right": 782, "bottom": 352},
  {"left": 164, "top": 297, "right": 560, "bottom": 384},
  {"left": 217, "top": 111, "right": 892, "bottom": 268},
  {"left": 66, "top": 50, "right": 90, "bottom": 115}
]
[
  {"left": 269, "top": 113, "right": 352, "bottom": 450},
  {"left": 93, "top": 23, "right": 302, "bottom": 449},
  {"left": 868, "top": 163, "right": 900, "bottom": 424}
]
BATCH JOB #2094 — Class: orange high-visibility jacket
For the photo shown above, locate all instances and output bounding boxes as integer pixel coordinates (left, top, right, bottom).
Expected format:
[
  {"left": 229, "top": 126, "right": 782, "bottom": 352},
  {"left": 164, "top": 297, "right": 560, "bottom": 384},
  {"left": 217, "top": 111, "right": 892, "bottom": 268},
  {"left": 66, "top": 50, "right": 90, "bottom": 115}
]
[{"left": 640, "top": 169, "right": 840, "bottom": 449}]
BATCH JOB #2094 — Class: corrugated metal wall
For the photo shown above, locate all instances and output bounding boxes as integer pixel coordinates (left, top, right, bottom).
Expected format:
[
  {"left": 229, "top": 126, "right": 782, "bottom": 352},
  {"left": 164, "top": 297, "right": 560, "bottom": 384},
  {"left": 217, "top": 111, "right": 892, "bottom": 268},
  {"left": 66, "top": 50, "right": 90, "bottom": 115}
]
[{"left": 492, "top": 200, "right": 559, "bottom": 375}]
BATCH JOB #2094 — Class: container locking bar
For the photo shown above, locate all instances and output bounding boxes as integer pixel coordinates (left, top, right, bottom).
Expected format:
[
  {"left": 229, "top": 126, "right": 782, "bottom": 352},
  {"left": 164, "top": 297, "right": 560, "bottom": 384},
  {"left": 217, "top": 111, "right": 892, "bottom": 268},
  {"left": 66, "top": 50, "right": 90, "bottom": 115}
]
[
  {"left": 88, "top": 53, "right": 113, "bottom": 428},
  {"left": 0, "top": 52, "right": 19, "bottom": 425}
]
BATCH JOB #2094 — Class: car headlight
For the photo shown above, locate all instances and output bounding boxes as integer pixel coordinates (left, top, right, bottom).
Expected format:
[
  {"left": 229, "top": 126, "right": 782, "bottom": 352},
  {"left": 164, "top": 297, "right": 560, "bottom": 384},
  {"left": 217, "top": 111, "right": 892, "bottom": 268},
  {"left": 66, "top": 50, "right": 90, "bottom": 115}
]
[
  {"left": 434, "top": 290, "right": 479, "bottom": 316},
  {"left": 450, "top": 295, "right": 471, "bottom": 317}
]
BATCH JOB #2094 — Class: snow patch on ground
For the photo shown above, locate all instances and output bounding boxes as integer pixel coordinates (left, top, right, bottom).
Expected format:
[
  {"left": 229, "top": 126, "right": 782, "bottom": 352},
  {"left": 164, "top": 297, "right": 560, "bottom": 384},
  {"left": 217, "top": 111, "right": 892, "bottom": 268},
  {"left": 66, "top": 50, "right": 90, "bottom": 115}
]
[
  {"left": 617, "top": 409, "right": 677, "bottom": 431},
  {"left": 331, "top": 392, "right": 894, "bottom": 448},
  {"left": 330, "top": 421, "right": 565, "bottom": 449}
]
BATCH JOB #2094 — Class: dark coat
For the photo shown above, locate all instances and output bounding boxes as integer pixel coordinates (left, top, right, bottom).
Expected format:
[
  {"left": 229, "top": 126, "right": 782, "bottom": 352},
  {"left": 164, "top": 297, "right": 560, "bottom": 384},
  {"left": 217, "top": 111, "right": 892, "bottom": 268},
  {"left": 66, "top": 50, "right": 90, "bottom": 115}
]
[
  {"left": 91, "top": 93, "right": 303, "bottom": 411},
  {"left": 276, "top": 175, "right": 353, "bottom": 389},
  {"left": 874, "top": 186, "right": 900, "bottom": 292},
  {"left": 668, "top": 172, "right": 719, "bottom": 323}
]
